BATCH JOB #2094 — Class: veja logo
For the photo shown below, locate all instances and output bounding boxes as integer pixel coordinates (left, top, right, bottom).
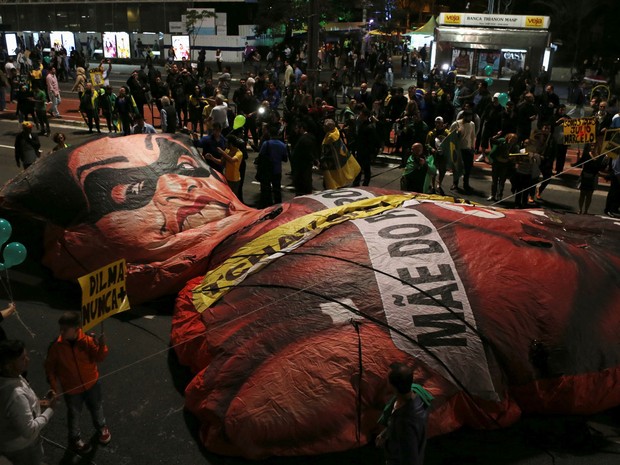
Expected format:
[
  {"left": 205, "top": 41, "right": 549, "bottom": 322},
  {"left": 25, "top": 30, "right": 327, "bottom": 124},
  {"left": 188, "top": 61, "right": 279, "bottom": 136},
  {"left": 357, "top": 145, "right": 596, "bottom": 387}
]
[
  {"left": 525, "top": 16, "right": 544, "bottom": 27},
  {"left": 444, "top": 14, "right": 461, "bottom": 24}
]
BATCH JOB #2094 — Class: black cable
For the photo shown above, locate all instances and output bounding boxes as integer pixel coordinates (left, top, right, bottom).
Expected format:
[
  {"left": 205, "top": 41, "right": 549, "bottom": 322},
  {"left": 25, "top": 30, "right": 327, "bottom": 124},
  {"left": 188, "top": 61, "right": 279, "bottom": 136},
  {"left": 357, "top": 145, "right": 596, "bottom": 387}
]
[{"left": 351, "top": 319, "right": 363, "bottom": 445}]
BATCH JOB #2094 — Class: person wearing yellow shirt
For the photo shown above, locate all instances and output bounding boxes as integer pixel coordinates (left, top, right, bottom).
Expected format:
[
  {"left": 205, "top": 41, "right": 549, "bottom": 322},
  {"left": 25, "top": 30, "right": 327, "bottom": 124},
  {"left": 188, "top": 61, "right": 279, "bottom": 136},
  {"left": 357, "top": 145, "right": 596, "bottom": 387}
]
[{"left": 204, "top": 136, "right": 243, "bottom": 198}]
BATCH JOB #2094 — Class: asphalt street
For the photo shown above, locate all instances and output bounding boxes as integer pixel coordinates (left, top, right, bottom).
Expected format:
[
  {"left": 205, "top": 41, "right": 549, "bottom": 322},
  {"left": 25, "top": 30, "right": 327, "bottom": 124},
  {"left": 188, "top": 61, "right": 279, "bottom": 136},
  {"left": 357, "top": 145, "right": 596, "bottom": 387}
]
[{"left": 0, "top": 64, "right": 618, "bottom": 465}]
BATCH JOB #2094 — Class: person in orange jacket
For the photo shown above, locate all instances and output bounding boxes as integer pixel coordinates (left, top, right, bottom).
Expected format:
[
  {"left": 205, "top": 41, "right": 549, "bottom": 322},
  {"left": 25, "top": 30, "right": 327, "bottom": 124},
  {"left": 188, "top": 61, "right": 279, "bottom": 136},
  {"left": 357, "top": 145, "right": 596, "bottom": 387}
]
[{"left": 44, "top": 311, "right": 110, "bottom": 454}]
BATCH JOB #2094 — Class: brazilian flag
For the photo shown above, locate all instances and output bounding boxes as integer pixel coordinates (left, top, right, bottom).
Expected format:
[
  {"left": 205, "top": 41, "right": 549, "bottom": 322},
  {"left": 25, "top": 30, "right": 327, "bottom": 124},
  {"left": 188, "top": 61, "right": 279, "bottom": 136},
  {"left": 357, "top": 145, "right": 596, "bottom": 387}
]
[
  {"left": 320, "top": 128, "right": 361, "bottom": 189},
  {"left": 439, "top": 128, "right": 460, "bottom": 169},
  {"left": 440, "top": 128, "right": 462, "bottom": 178}
]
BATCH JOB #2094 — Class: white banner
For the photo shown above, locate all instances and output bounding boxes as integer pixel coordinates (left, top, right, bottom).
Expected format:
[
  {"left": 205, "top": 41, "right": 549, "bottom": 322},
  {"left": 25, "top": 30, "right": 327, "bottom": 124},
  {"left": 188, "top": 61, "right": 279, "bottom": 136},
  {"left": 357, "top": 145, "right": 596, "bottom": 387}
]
[
  {"left": 302, "top": 188, "right": 380, "bottom": 209},
  {"left": 438, "top": 12, "right": 550, "bottom": 29},
  {"left": 352, "top": 203, "right": 498, "bottom": 401}
]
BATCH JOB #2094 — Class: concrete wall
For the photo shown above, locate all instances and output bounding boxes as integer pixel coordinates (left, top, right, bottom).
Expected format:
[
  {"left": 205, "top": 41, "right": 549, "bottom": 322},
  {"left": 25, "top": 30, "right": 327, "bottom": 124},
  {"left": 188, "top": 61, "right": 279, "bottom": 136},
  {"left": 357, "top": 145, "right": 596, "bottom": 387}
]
[{"left": 188, "top": 34, "right": 250, "bottom": 62}]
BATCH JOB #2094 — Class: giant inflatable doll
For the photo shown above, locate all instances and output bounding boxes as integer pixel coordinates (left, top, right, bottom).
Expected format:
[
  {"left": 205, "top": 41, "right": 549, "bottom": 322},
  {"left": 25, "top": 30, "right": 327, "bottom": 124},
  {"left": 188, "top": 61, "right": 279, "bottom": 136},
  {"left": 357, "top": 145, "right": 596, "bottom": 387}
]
[{"left": 1, "top": 134, "right": 619, "bottom": 459}]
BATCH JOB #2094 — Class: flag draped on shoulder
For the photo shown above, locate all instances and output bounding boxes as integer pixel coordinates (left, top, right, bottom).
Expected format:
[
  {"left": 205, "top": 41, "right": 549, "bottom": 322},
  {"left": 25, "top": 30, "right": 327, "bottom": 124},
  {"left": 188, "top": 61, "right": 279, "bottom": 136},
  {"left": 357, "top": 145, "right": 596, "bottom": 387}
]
[
  {"left": 440, "top": 128, "right": 460, "bottom": 169},
  {"left": 320, "top": 127, "right": 361, "bottom": 189},
  {"left": 441, "top": 128, "right": 462, "bottom": 177}
]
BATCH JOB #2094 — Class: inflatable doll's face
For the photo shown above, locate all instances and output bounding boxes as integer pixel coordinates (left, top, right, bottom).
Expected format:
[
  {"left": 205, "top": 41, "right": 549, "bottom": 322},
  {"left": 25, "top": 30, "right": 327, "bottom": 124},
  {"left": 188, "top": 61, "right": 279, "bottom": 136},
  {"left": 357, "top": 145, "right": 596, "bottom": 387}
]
[{"left": 67, "top": 135, "right": 240, "bottom": 248}]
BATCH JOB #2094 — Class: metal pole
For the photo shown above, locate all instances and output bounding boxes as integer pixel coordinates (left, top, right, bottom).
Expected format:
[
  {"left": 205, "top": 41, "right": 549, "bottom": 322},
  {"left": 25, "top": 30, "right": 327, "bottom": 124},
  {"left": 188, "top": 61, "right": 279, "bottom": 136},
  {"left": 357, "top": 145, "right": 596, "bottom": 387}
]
[{"left": 307, "top": 0, "right": 320, "bottom": 97}]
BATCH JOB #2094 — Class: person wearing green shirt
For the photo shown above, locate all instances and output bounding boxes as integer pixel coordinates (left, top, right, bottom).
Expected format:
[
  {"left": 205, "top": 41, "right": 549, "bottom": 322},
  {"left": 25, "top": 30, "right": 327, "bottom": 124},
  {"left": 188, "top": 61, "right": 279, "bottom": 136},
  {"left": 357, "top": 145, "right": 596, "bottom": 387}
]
[{"left": 31, "top": 83, "right": 49, "bottom": 136}]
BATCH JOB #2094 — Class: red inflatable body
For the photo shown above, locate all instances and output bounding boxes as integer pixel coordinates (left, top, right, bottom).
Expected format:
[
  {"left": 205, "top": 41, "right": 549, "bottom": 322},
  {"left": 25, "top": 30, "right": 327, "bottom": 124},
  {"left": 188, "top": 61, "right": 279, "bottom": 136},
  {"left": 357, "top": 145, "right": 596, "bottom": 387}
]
[
  {"left": 1, "top": 135, "right": 619, "bottom": 459},
  {"left": 172, "top": 188, "right": 620, "bottom": 458}
]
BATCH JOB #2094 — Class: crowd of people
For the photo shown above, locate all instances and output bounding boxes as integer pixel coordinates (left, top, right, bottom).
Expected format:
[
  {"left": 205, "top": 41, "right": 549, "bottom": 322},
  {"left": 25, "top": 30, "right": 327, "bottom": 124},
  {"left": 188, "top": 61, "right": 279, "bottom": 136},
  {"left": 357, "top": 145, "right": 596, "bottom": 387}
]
[{"left": 2, "top": 38, "right": 620, "bottom": 215}]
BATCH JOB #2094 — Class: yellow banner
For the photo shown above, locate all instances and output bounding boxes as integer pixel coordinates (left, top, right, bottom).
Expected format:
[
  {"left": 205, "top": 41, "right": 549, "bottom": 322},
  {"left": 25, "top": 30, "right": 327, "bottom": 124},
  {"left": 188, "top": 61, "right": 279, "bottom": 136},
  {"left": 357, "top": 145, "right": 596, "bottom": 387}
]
[
  {"left": 192, "top": 195, "right": 416, "bottom": 313},
  {"left": 563, "top": 118, "right": 596, "bottom": 145},
  {"left": 78, "top": 259, "right": 131, "bottom": 331},
  {"left": 89, "top": 70, "right": 104, "bottom": 88}
]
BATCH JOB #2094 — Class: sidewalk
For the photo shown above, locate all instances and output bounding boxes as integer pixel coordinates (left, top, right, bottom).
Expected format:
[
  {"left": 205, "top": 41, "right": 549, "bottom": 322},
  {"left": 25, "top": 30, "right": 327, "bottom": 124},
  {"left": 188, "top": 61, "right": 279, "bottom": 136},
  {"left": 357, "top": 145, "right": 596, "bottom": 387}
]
[{"left": 0, "top": 95, "right": 161, "bottom": 130}]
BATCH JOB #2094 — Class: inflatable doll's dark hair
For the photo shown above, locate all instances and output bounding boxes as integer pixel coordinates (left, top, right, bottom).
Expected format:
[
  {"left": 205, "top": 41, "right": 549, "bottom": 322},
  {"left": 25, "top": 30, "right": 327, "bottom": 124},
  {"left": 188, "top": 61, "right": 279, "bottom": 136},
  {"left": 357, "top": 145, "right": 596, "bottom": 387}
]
[{"left": 0, "top": 146, "right": 89, "bottom": 227}]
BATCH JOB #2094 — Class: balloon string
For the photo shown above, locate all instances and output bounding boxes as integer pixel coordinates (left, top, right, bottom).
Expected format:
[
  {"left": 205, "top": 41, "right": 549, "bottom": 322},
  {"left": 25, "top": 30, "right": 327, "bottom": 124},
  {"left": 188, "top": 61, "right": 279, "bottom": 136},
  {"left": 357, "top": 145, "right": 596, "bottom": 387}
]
[
  {"left": 1, "top": 269, "right": 36, "bottom": 338},
  {"left": 0, "top": 274, "right": 12, "bottom": 300},
  {"left": 5, "top": 268, "right": 15, "bottom": 302},
  {"left": 13, "top": 306, "right": 37, "bottom": 339}
]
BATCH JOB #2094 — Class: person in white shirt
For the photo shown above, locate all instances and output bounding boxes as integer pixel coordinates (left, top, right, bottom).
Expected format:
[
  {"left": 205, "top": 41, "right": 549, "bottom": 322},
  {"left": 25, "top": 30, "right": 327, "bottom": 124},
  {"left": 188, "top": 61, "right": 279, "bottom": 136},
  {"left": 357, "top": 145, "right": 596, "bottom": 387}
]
[
  {"left": 0, "top": 339, "right": 56, "bottom": 465},
  {"left": 4, "top": 57, "right": 16, "bottom": 75},
  {"left": 283, "top": 60, "right": 294, "bottom": 88},
  {"left": 209, "top": 94, "right": 229, "bottom": 131},
  {"left": 449, "top": 111, "right": 476, "bottom": 193}
]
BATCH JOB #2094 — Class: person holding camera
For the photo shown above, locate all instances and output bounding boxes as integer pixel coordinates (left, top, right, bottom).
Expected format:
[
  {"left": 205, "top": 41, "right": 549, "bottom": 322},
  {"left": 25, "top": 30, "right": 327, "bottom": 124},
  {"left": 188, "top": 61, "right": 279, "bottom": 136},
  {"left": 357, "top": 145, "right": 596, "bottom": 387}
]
[
  {"left": 0, "top": 339, "right": 56, "bottom": 465},
  {"left": 401, "top": 142, "right": 436, "bottom": 193},
  {"left": 97, "top": 59, "right": 112, "bottom": 87}
]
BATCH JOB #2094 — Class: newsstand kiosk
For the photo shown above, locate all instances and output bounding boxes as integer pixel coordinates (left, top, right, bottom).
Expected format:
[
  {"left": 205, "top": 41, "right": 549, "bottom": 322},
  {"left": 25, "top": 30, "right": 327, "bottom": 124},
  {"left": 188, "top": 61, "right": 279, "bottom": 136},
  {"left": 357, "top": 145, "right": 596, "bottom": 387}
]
[{"left": 434, "top": 13, "right": 552, "bottom": 80}]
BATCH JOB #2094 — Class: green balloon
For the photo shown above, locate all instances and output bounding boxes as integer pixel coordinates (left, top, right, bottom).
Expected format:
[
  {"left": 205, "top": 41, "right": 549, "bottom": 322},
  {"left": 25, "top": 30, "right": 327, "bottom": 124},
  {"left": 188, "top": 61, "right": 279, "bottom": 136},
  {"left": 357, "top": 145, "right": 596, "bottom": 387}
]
[
  {"left": 484, "top": 65, "right": 494, "bottom": 76},
  {"left": 498, "top": 92, "right": 509, "bottom": 107},
  {"left": 485, "top": 77, "right": 494, "bottom": 86},
  {"left": 233, "top": 114, "right": 246, "bottom": 130},
  {"left": 0, "top": 218, "right": 11, "bottom": 246},
  {"left": 0, "top": 263, "right": 5, "bottom": 272},
  {"left": 3, "top": 242, "right": 27, "bottom": 268}
]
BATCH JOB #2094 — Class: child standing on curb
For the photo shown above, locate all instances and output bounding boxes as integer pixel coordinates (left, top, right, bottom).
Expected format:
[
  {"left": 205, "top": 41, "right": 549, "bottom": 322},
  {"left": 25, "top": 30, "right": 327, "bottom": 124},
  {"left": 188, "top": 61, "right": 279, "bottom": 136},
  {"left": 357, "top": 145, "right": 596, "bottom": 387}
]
[{"left": 44, "top": 311, "right": 111, "bottom": 454}]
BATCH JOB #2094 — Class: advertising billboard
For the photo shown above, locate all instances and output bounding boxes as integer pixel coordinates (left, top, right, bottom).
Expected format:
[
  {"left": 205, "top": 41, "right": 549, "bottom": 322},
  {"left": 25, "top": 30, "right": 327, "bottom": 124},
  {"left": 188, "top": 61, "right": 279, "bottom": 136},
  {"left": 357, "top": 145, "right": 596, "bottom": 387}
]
[
  {"left": 50, "top": 31, "right": 76, "bottom": 52},
  {"left": 451, "top": 48, "right": 473, "bottom": 75},
  {"left": 171, "top": 35, "right": 190, "bottom": 60},
  {"left": 103, "top": 32, "right": 131, "bottom": 59},
  {"left": 115, "top": 32, "right": 130, "bottom": 59},
  {"left": 476, "top": 51, "right": 500, "bottom": 78},
  {"left": 103, "top": 32, "right": 117, "bottom": 58},
  {"left": 5, "top": 33, "right": 18, "bottom": 55}
]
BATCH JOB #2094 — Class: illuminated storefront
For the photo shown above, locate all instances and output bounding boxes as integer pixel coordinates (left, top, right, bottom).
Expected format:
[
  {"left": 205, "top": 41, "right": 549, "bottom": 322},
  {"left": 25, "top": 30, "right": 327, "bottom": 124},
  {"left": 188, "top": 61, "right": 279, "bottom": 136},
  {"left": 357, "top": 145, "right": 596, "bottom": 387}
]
[{"left": 434, "top": 13, "right": 551, "bottom": 79}]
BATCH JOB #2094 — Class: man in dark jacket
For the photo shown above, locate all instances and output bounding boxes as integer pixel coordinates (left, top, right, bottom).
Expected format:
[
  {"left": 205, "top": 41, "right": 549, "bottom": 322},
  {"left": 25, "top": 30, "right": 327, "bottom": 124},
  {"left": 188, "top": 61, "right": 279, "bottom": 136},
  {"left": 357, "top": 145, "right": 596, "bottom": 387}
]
[
  {"left": 516, "top": 93, "right": 537, "bottom": 142},
  {"left": 351, "top": 107, "right": 381, "bottom": 186},
  {"left": 477, "top": 93, "right": 505, "bottom": 160},
  {"left": 14, "top": 122, "right": 41, "bottom": 170},
  {"left": 538, "top": 84, "right": 560, "bottom": 128},
  {"left": 376, "top": 362, "right": 430, "bottom": 465},
  {"left": 126, "top": 70, "right": 148, "bottom": 118},
  {"left": 291, "top": 120, "right": 318, "bottom": 195},
  {"left": 256, "top": 124, "right": 288, "bottom": 207}
]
